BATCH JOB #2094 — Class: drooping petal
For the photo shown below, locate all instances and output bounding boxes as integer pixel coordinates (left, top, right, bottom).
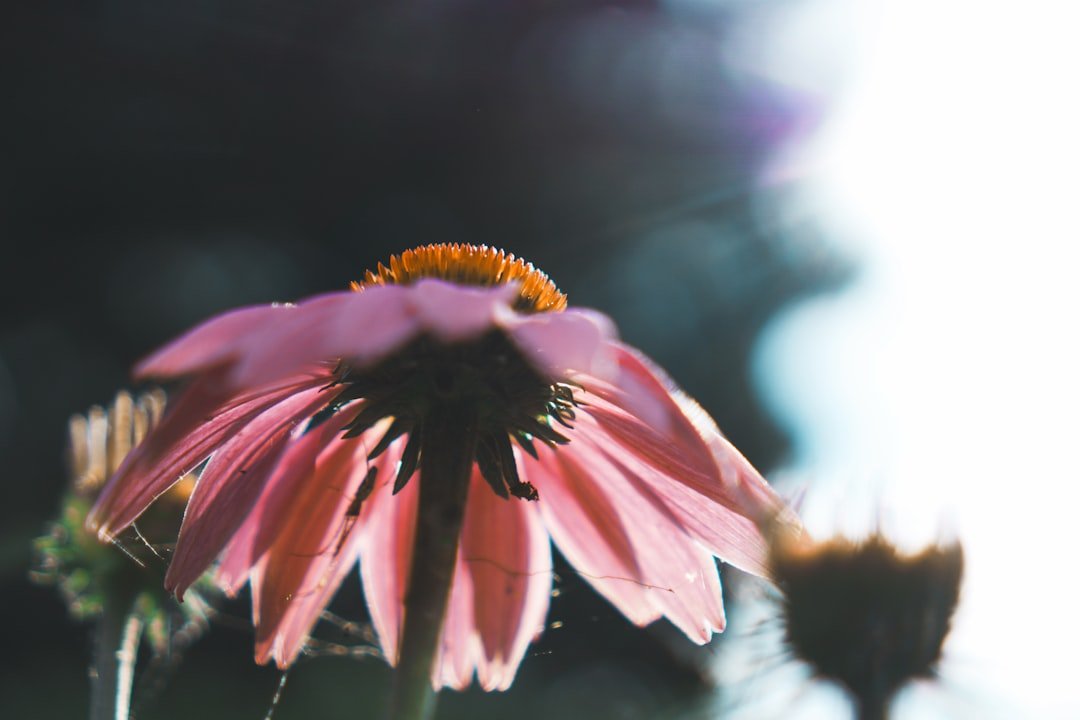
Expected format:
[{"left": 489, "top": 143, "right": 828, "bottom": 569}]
[
  {"left": 253, "top": 430, "right": 397, "bottom": 666},
  {"left": 502, "top": 307, "right": 618, "bottom": 380},
  {"left": 165, "top": 385, "right": 332, "bottom": 598},
  {"left": 520, "top": 446, "right": 657, "bottom": 627},
  {"left": 578, "top": 344, "right": 714, "bottom": 471},
  {"left": 358, "top": 451, "right": 420, "bottom": 665},
  {"left": 134, "top": 304, "right": 291, "bottom": 380},
  {"left": 88, "top": 371, "right": 331, "bottom": 539},
  {"left": 558, "top": 440, "right": 727, "bottom": 640},
  {"left": 216, "top": 406, "right": 370, "bottom": 594},
  {"left": 455, "top": 470, "right": 551, "bottom": 691},
  {"left": 526, "top": 442, "right": 726, "bottom": 641},
  {"left": 229, "top": 287, "right": 421, "bottom": 392},
  {"left": 671, "top": 389, "right": 791, "bottom": 530},
  {"left": 215, "top": 439, "right": 327, "bottom": 595},
  {"left": 575, "top": 405, "right": 773, "bottom": 576},
  {"left": 583, "top": 343, "right": 784, "bottom": 529},
  {"left": 435, "top": 544, "right": 477, "bottom": 691}
]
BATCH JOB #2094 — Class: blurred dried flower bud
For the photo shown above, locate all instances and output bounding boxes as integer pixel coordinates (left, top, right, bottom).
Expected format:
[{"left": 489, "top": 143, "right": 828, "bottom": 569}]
[
  {"left": 769, "top": 530, "right": 963, "bottom": 720},
  {"left": 32, "top": 389, "right": 212, "bottom": 650}
]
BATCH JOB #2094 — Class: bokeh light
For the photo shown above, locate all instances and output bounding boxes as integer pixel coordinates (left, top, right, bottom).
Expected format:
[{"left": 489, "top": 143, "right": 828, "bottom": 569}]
[{"left": 738, "top": 0, "right": 1080, "bottom": 717}]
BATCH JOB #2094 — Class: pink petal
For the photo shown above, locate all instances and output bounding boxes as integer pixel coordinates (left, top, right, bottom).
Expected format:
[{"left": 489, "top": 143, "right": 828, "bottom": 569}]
[
  {"left": 165, "top": 384, "right": 332, "bottom": 598},
  {"left": 502, "top": 308, "right": 618, "bottom": 380},
  {"left": 409, "top": 279, "right": 520, "bottom": 343},
  {"left": 227, "top": 287, "right": 423, "bottom": 392},
  {"left": 536, "top": 441, "right": 727, "bottom": 641},
  {"left": 435, "top": 546, "right": 476, "bottom": 690},
  {"left": 253, "top": 430, "right": 396, "bottom": 666},
  {"left": 575, "top": 407, "right": 774, "bottom": 576},
  {"left": 520, "top": 446, "right": 657, "bottom": 627},
  {"left": 671, "top": 389, "right": 789, "bottom": 529},
  {"left": 362, "top": 466, "right": 553, "bottom": 691},
  {"left": 87, "top": 372, "right": 330, "bottom": 539},
  {"left": 216, "top": 406, "right": 370, "bottom": 595},
  {"left": 579, "top": 343, "right": 715, "bottom": 471},
  {"left": 134, "top": 304, "right": 288, "bottom": 379},
  {"left": 565, "top": 441, "right": 727, "bottom": 639},
  {"left": 358, "top": 449, "right": 420, "bottom": 665},
  {"left": 455, "top": 470, "right": 552, "bottom": 691},
  {"left": 583, "top": 343, "right": 785, "bottom": 530}
]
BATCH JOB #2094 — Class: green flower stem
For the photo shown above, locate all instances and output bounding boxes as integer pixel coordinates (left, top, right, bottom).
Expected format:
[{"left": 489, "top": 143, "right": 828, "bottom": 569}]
[
  {"left": 90, "top": 581, "right": 143, "bottom": 720},
  {"left": 386, "top": 402, "right": 478, "bottom": 720}
]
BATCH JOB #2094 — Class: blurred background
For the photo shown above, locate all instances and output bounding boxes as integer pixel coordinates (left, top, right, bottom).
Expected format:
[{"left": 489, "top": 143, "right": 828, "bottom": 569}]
[{"left": 3, "top": 0, "right": 1076, "bottom": 718}]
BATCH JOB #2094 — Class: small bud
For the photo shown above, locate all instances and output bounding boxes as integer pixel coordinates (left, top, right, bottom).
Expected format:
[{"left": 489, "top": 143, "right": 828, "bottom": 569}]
[{"left": 32, "top": 389, "right": 216, "bottom": 659}]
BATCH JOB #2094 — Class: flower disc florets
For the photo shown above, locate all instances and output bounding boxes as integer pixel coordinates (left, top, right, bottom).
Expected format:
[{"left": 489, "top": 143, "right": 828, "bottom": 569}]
[
  {"left": 352, "top": 243, "right": 567, "bottom": 313},
  {"left": 325, "top": 245, "right": 576, "bottom": 502}
]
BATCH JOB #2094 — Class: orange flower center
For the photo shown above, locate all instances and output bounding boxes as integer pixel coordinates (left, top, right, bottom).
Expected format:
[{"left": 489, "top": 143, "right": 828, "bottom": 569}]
[{"left": 351, "top": 243, "right": 567, "bottom": 313}]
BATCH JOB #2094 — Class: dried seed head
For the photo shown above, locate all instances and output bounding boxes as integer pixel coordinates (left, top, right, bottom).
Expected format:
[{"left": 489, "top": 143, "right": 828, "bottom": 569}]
[{"left": 770, "top": 531, "right": 964, "bottom": 719}]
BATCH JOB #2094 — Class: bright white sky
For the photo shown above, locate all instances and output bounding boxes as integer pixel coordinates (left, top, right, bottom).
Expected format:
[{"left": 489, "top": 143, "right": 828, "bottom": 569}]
[{"left": 720, "top": 0, "right": 1080, "bottom": 717}]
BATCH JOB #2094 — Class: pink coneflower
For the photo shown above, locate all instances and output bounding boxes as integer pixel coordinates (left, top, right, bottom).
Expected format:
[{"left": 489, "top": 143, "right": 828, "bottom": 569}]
[{"left": 89, "top": 243, "right": 787, "bottom": 718}]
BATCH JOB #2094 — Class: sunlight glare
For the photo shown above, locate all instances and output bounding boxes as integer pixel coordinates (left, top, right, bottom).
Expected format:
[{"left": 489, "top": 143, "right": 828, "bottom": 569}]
[{"left": 748, "top": 0, "right": 1080, "bottom": 716}]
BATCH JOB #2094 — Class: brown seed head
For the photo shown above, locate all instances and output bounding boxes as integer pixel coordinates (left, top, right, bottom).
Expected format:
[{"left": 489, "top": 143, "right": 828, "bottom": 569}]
[{"left": 770, "top": 532, "right": 964, "bottom": 719}]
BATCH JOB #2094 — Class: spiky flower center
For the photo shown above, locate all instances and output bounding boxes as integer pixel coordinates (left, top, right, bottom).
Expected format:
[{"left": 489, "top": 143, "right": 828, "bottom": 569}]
[
  {"left": 320, "top": 245, "right": 576, "bottom": 502},
  {"left": 350, "top": 243, "right": 567, "bottom": 313}
]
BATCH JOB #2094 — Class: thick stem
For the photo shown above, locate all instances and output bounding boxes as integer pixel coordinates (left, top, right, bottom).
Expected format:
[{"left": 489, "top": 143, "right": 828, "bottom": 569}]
[
  {"left": 386, "top": 402, "right": 478, "bottom": 720},
  {"left": 90, "top": 585, "right": 143, "bottom": 720},
  {"left": 856, "top": 695, "right": 889, "bottom": 720}
]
